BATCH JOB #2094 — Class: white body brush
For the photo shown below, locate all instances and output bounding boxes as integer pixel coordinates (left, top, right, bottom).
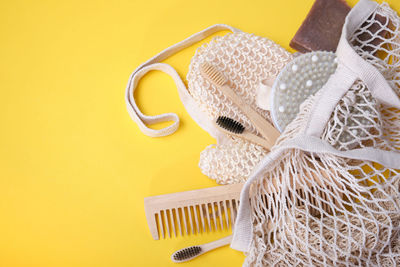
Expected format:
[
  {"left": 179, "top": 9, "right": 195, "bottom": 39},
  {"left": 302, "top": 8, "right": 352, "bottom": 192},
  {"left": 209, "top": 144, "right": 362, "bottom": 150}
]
[{"left": 270, "top": 51, "right": 338, "bottom": 132}]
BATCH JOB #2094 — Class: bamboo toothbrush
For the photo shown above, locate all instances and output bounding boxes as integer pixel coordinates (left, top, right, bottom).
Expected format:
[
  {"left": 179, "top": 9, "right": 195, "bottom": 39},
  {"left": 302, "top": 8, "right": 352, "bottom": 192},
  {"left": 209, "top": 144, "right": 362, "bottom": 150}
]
[
  {"left": 171, "top": 200, "right": 274, "bottom": 263},
  {"left": 215, "top": 116, "right": 272, "bottom": 150},
  {"left": 200, "top": 63, "right": 280, "bottom": 148},
  {"left": 171, "top": 235, "right": 233, "bottom": 263}
]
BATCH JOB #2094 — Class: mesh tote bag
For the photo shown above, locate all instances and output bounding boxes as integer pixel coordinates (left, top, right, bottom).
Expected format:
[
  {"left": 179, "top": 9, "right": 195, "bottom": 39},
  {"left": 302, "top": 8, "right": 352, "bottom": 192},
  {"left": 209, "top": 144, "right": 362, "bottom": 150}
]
[{"left": 231, "top": 0, "right": 400, "bottom": 266}]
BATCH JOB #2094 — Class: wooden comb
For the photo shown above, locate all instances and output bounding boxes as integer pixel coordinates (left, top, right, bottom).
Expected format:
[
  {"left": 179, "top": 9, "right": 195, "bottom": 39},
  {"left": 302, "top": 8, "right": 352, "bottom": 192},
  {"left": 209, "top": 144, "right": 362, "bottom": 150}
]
[
  {"left": 144, "top": 183, "right": 244, "bottom": 240},
  {"left": 144, "top": 164, "right": 343, "bottom": 240}
]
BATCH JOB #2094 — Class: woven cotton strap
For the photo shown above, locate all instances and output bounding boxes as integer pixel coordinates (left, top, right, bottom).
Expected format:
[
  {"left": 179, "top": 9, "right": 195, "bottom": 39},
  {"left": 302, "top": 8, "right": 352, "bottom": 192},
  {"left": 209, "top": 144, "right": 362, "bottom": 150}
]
[
  {"left": 125, "top": 24, "right": 240, "bottom": 138},
  {"left": 232, "top": 0, "right": 400, "bottom": 253}
]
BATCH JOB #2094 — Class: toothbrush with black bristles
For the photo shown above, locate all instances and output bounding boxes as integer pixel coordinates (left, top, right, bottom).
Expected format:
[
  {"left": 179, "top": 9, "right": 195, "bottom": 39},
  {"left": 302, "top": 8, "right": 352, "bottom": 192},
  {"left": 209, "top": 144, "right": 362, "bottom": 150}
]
[
  {"left": 215, "top": 116, "right": 272, "bottom": 150},
  {"left": 171, "top": 235, "right": 233, "bottom": 263},
  {"left": 201, "top": 62, "right": 280, "bottom": 148}
]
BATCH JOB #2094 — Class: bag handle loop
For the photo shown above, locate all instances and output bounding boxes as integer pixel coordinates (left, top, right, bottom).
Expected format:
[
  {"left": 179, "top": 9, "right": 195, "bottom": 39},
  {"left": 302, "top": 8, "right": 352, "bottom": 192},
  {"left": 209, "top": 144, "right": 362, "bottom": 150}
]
[{"left": 125, "top": 24, "right": 241, "bottom": 137}]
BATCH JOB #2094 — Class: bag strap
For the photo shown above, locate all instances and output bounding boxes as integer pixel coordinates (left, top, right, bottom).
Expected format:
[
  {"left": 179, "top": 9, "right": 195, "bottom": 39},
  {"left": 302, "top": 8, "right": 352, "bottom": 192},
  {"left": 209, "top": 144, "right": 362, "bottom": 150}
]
[{"left": 125, "top": 24, "right": 241, "bottom": 137}]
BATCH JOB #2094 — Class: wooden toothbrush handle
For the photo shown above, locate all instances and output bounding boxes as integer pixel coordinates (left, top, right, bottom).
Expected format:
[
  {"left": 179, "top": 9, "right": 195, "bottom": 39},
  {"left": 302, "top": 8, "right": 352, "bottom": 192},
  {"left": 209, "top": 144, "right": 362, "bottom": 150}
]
[
  {"left": 202, "top": 234, "right": 233, "bottom": 252},
  {"left": 235, "top": 131, "right": 274, "bottom": 150},
  {"left": 221, "top": 84, "right": 280, "bottom": 146},
  {"left": 214, "top": 120, "right": 273, "bottom": 150},
  {"left": 241, "top": 131, "right": 274, "bottom": 150}
]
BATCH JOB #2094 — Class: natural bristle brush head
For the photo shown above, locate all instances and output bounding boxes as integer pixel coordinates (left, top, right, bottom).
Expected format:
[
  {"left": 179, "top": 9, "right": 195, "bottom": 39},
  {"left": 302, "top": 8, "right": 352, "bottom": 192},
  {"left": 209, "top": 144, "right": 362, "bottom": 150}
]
[
  {"left": 171, "top": 246, "right": 202, "bottom": 263},
  {"left": 216, "top": 116, "right": 245, "bottom": 134},
  {"left": 200, "top": 63, "right": 227, "bottom": 87}
]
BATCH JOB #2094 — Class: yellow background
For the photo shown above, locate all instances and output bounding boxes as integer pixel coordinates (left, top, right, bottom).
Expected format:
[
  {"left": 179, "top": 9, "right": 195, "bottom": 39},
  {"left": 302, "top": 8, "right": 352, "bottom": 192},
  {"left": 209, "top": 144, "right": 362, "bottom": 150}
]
[{"left": 1, "top": 0, "right": 398, "bottom": 266}]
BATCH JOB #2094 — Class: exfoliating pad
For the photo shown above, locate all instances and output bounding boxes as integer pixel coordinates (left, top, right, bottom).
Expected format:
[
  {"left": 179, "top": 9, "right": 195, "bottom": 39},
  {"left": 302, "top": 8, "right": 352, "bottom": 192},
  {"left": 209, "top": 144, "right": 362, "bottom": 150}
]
[{"left": 271, "top": 51, "right": 337, "bottom": 132}]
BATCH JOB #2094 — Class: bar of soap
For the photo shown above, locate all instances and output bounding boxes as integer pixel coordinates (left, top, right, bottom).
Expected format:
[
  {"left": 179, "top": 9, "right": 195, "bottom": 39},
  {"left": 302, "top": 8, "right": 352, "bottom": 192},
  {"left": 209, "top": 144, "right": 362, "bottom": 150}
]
[{"left": 290, "top": 0, "right": 351, "bottom": 53}]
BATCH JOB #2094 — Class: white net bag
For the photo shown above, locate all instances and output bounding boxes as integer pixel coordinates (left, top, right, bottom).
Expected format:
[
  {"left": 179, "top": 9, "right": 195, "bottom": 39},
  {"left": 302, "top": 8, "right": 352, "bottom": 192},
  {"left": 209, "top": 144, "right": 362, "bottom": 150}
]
[{"left": 231, "top": 1, "right": 400, "bottom": 266}]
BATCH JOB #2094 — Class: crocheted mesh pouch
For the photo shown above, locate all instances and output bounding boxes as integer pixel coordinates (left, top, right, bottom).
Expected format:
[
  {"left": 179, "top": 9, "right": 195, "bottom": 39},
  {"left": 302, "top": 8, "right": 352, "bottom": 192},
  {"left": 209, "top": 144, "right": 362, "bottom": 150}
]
[
  {"left": 188, "top": 33, "right": 292, "bottom": 184},
  {"left": 231, "top": 1, "right": 400, "bottom": 266},
  {"left": 125, "top": 24, "right": 293, "bottom": 185}
]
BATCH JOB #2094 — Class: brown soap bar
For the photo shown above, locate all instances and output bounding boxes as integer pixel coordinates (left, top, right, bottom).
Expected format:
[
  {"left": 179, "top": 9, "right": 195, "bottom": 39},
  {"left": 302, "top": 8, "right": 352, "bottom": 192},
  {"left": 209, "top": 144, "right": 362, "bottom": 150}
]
[{"left": 290, "top": 0, "right": 351, "bottom": 53}]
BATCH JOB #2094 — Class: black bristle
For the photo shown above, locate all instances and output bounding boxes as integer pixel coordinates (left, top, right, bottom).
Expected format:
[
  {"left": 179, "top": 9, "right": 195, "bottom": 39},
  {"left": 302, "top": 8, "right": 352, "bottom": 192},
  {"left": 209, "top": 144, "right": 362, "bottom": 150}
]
[
  {"left": 173, "top": 246, "right": 202, "bottom": 261},
  {"left": 216, "top": 116, "right": 245, "bottom": 134}
]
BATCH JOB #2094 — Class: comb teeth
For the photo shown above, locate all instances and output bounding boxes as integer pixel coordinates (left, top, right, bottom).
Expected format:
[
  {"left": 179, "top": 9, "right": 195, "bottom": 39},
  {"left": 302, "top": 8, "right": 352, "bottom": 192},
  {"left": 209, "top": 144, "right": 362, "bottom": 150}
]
[
  {"left": 216, "top": 116, "right": 245, "bottom": 134},
  {"left": 149, "top": 200, "right": 239, "bottom": 239},
  {"left": 172, "top": 246, "right": 202, "bottom": 262},
  {"left": 200, "top": 63, "right": 227, "bottom": 86},
  {"left": 144, "top": 183, "right": 243, "bottom": 240},
  {"left": 145, "top": 180, "right": 338, "bottom": 240}
]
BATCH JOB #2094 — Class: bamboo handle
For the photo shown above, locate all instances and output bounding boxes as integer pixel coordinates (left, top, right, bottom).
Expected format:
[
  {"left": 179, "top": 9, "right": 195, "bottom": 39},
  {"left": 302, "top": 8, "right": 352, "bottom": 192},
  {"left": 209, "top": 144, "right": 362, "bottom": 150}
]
[
  {"left": 171, "top": 235, "right": 233, "bottom": 263},
  {"left": 220, "top": 84, "right": 280, "bottom": 146},
  {"left": 202, "top": 235, "right": 233, "bottom": 251},
  {"left": 216, "top": 123, "right": 272, "bottom": 150},
  {"left": 241, "top": 131, "right": 273, "bottom": 150}
]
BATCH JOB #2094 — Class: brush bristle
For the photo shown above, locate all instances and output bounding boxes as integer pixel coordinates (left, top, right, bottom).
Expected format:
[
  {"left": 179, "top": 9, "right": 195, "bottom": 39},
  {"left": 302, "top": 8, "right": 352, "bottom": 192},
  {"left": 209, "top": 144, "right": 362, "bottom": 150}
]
[
  {"left": 200, "top": 63, "right": 227, "bottom": 86},
  {"left": 172, "top": 246, "right": 202, "bottom": 262},
  {"left": 216, "top": 116, "right": 245, "bottom": 134}
]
